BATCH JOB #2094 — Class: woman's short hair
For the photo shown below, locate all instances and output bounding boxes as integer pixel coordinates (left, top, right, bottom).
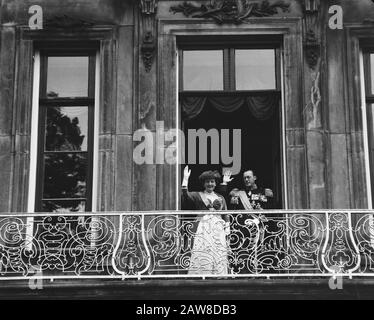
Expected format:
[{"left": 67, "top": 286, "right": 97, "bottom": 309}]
[{"left": 198, "top": 170, "right": 221, "bottom": 184}]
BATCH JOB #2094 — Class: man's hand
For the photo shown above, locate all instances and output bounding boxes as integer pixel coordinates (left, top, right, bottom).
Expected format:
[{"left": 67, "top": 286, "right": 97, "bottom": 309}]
[
  {"left": 265, "top": 188, "right": 274, "bottom": 198},
  {"left": 230, "top": 196, "right": 239, "bottom": 205},
  {"left": 222, "top": 170, "right": 234, "bottom": 185}
]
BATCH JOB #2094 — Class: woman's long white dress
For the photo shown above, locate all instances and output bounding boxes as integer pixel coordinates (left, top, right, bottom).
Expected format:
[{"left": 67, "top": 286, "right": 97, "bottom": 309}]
[{"left": 188, "top": 192, "right": 229, "bottom": 275}]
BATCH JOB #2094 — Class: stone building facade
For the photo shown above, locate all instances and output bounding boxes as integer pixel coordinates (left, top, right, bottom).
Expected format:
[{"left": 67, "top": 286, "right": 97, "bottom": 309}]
[{"left": 1, "top": 0, "right": 374, "bottom": 298}]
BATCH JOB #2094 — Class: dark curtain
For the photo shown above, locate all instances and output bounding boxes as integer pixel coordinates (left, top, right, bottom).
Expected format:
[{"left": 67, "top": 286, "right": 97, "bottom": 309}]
[{"left": 181, "top": 95, "right": 277, "bottom": 121}]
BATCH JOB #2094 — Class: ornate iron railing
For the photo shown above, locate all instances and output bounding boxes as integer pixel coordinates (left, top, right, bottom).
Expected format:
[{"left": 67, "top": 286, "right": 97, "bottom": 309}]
[{"left": 0, "top": 210, "right": 374, "bottom": 280}]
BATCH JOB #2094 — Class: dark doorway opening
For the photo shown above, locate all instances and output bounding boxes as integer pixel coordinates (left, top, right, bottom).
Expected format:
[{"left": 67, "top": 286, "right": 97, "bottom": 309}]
[{"left": 183, "top": 98, "right": 283, "bottom": 209}]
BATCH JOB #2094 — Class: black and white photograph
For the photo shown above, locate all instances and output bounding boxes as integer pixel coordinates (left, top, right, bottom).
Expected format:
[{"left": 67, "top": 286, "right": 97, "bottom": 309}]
[{"left": 0, "top": 0, "right": 374, "bottom": 303}]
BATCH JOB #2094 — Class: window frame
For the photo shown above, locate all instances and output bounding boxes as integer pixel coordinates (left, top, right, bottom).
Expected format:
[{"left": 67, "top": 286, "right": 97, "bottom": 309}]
[
  {"left": 363, "top": 48, "right": 374, "bottom": 203},
  {"left": 34, "top": 44, "right": 98, "bottom": 213},
  {"left": 178, "top": 35, "right": 282, "bottom": 95},
  {"left": 364, "top": 49, "right": 374, "bottom": 103},
  {"left": 177, "top": 36, "right": 284, "bottom": 209}
]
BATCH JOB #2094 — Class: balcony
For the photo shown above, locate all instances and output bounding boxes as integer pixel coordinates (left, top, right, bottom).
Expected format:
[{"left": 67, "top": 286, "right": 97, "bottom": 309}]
[{"left": 0, "top": 210, "right": 373, "bottom": 282}]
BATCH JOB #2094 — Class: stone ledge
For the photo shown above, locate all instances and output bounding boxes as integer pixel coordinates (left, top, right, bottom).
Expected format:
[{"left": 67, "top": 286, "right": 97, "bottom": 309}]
[{"left": 0, "top": 278, "right": 374, "bottom": 299}]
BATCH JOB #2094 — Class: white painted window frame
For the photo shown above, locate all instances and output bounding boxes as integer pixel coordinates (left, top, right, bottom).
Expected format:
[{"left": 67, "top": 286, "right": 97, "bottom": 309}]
[
  {"left": 360, "top": 50, "right": 373, "bottom": 209},
  {"left": 27, "top": 50, "right": 100, "bottom": 214}
]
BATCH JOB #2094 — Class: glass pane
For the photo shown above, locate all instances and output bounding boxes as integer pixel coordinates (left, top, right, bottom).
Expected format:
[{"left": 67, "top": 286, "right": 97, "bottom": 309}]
[
  {"left": 47, "top": 56, "right": 89, "bottom": 97},
  {"left": 371, "top": 54, "right": 374, "bottom": 95},
  {"left": 45, "top": 106, "right": 89, "bottom": 151},
  {"left": 43, "top": 153, "right": 88, "bottom": 199},
  {"left": 183, "top": 51, "right": 223, "bottom": 91},
  {"left": 235, "top": 50, "right": 276, "bottom": 90},
  {"left": 41, "top": 200, "right": 86, "bottom": 213}
]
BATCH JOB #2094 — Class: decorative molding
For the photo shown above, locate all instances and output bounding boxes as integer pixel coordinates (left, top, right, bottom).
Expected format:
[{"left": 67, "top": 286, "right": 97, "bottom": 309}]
[
  {"left": 140, "top": 0, "right": 158, "bottom": 15},
  {"left": 304, "top": 30, "right": 320, "bottom": 69},
  {"left": 303, "top": 0, "right": 320, "bottom": 12},
  {"left": 303, "top": 0, "right": 322, "bottom": 131},
  {"left": 170, "top": 0, "right": 290, "bottom": 25},
  {"left": 141, "top": 31, "right": 156, "bottom": 73},
  {"left": 45, "top": 15, "right": 95, "bottom": 28},
  {"left": 140, "top": 0, "right": 158, "bottom": 72},
  {"left": 302, "top": 0, "right": 321, "bottom": 69}
]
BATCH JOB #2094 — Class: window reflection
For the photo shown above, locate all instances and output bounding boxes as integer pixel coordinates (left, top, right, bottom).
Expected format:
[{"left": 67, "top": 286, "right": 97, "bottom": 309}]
[
  {"left": 43, "top": 153, "right": 87, "bottom": 199},
  {"left": 47, "top": 56, "right": 89, "bottom": 97},
  {"left": 235, "top": 50, "right": 276, "bottom": 90},
  {"left": 183, "top": 51, "right": 223, "bottom": 91},
  {"left": 41, "top": 200, "right": 86, "bottom": 213},
  {"left": 45, "top": 107, "right": 88, "bottom": 151}
]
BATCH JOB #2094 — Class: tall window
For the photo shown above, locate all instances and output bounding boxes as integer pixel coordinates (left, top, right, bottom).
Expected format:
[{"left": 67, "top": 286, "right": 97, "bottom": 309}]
[
  {"left": 364, "top": 50, "right": 374, "bottom": 201},
  {"left": 34, "top": 47, "right": 97, "bottom": 213},
  {"left": 179, "top": 37, "right": 283, "bottom": 208}
]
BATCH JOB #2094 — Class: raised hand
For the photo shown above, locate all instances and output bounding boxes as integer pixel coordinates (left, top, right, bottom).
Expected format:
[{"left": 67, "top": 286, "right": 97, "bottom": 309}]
[
  {"left": 222, "top": 170, "right": 234, "bottom": 185},
  {"left": 265, "top": 188, "right": 274, "bottom": 198},
  {"left": 183, "top": 166, "right": 191, "bottom": 180},
  {"left": 182, "top": 166, "right": 191, "bottom": 188}
]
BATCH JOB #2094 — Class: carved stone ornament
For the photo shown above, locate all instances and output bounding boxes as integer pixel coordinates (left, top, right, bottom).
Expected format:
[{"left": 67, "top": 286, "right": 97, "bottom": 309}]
[
  {"left": 139, "top": 0, "right": 158, "bottom": 72},
  {"left": 140, "top": 0, "right": 158, "bottom": 15},
  {"left": 304, "top": 30, "right": 320, "bottom": 70},
  {"left": 170, "top": 0, "right": 290, "bottom": 25},
  {"left": 45, "top": 15, "right": 95, "bottom": 28},
  {"left": 302, "top": 0, "right": 321, "bottom": 69},
  {"left": 141, "top": 31, "right": 156, "bottom": 72},
  {"left": 303, "top": 0, "right": 320, "bottom": 12}
]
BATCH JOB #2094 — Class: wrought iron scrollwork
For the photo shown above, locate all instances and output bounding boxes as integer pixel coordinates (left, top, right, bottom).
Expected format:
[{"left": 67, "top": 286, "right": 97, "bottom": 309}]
[
  {"left": 1, "top": 211, "right": 374, "bottom": 280},
  {"left": 322, "top": 213, "right": 361, "bottom": 274},
  {"left": 0, "top": 215, "right": 116, "bottom": 277},
  {"left": 113, "top": 215, "right": 150, "bottom": 276}
]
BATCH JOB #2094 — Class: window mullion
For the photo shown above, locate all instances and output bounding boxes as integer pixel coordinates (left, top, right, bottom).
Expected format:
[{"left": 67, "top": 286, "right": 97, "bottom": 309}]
[
  {"left": 223, "top": 48, "right": 231, "bottom": 91},
  {"left": 35, "top": 104, "right": 47, "bottom": 212},
  {"left": 85, "top": 104, "right": 95, "bottom": 211},
  {"left": 179, "top": 50, "right": 184, "bottom": 92},
  {"left": 40, "top": 98, "right": 94, "bottom": 107},
  {"left": 88, "top": 54, "right": 96, "bottom": 99},
  {"left": 364, "top": 53, "right": 372, "bottom": 96},
  {"left": 39, "top": 56, "right": 48, "bottom": 98},
  {"left": 229, "top": 48, "right": 236, "bottom": 91},
  {"left": 275, "top": 48, "right": 282, "bottom": 90},
  {"left": 367, "top": 102, "right": 374, "bottom": 196}
]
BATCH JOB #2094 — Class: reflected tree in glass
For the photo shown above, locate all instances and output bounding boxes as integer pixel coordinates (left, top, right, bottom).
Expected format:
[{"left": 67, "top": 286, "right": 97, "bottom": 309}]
[
  {"left": 42, "top": 102, "right": 89, "bottom": 213},
  {"left": 45, "top": 106, "right": 86, "bottom": 152}
]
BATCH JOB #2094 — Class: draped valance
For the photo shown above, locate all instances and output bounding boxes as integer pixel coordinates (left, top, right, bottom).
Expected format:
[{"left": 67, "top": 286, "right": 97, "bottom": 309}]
[{"left": 181, "top": 95, "right": 278, "bottom": 121}]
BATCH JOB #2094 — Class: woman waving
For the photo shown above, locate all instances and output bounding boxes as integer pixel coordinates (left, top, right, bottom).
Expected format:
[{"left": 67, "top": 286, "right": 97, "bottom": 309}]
[{"left": 181, "top": 166, "right": 230, "bottom": 275}]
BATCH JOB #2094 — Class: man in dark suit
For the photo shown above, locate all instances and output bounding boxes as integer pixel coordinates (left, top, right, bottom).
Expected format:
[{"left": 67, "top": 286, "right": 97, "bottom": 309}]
[
  {"left": 218, "top": 170, "right": 274, "bottom": 274},
  {"left": 222, "top": 170, "right": 273, "bottom": 210}
]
